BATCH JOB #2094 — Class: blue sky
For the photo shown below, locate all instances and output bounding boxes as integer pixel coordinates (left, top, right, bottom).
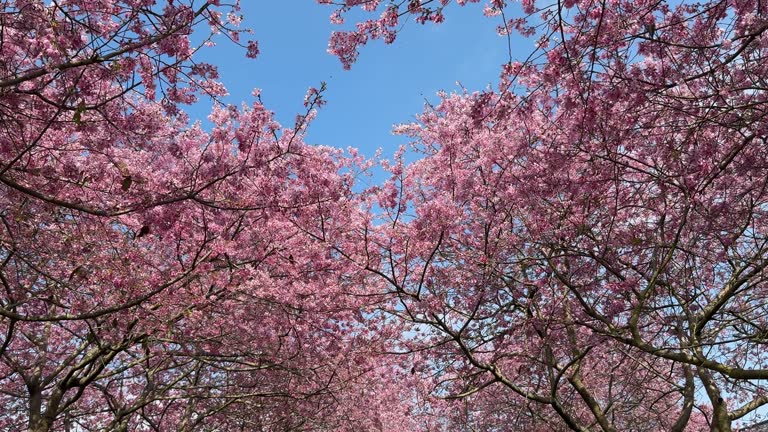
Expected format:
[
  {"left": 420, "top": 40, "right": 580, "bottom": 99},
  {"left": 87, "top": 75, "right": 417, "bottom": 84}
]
[{"left": 194, "top": 1, "right": 527, "bottom": 158}]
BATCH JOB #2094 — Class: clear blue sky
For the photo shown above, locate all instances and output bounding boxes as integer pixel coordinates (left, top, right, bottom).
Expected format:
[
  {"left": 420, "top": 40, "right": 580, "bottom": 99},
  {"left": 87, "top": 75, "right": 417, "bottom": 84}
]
[{"left": 194, "top": 2, "right": 527, "bottom": 158}]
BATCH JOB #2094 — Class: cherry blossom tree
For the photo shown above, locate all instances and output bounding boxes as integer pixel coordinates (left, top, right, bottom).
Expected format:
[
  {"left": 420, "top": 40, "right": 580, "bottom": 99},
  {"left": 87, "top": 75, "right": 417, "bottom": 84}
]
[
  {"left": 0, "top": 1, "right": 421, "bottom": 431},
  {"left": 4, "top": 0, "right": 768, "bottom": 430},
  {"left": 322, "top": 0, "right": 768, "bottom": 430}
]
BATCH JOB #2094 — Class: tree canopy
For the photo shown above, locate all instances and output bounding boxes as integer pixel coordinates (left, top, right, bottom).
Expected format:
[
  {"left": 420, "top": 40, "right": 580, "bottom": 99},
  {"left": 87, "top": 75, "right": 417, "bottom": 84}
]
[{"left": 1, "top": 0, "right": 767, "bottom": 431}]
